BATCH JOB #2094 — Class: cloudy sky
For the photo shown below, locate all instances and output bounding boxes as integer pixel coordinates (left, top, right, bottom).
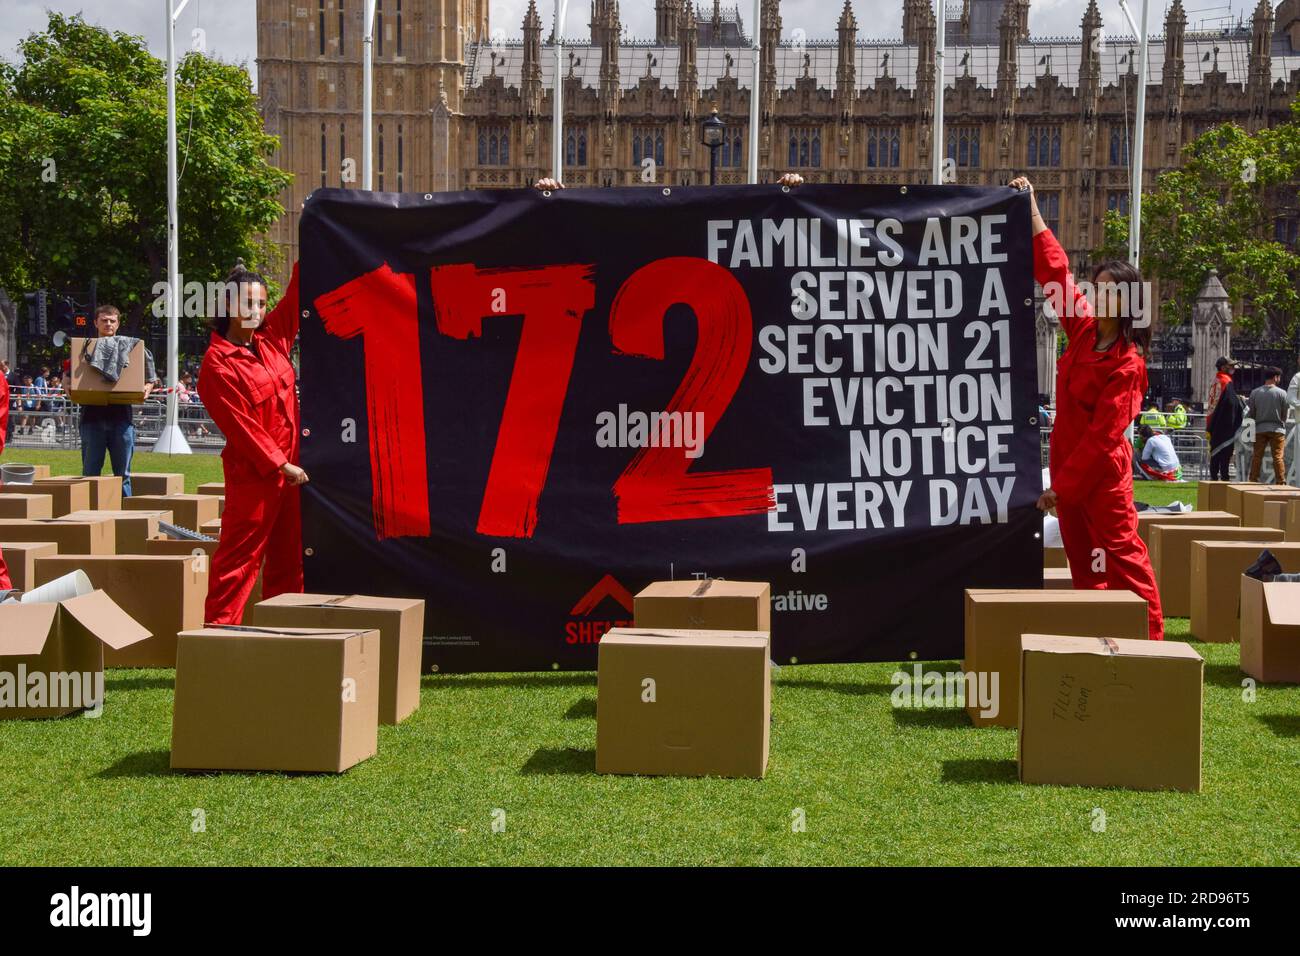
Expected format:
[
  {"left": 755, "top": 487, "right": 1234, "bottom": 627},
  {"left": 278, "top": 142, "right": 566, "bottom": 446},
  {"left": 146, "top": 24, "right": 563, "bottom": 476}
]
[{"left": 0, "top": 0, "right": 1265, "bottom": 87}]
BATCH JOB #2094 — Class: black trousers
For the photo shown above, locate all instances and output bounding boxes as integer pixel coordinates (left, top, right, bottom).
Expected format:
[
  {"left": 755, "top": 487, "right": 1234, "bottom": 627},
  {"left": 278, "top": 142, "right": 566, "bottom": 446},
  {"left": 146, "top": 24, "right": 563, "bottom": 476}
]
[{"left": 1210, "top": 445, "right": 1233, "bottom": 481}]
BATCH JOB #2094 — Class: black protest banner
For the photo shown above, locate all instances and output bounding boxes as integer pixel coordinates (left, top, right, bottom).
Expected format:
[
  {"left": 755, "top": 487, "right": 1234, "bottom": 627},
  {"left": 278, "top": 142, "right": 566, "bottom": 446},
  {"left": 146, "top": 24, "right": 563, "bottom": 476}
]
[{"left": 298, "top": 184, "right": 1042, "bottom": 672}]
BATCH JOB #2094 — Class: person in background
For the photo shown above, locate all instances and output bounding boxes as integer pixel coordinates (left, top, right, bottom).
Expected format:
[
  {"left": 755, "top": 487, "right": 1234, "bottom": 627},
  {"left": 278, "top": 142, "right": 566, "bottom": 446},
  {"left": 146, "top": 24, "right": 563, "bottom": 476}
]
[
  {"left": 1139, "top": 404, "right": 1167, "bottom": 428},
  {"left": 1164, "top": 399, "right": 1188, "bottom": 428},
  {"left": 75, "top": 304, "right": 155, "bottom": 497},
  {"left": 17, "top": 374, "right": 36, "bottom": 434},
  {"left": 0, "top": 360, "right": 12, "bottom": 444},
  {"left": 0, "top": 368, "right": 9, "bottom": 592},
  {"left": 1012, "top": 174, "right": 1163, "bottom": 641},
  {"left": 1206, "top": 357, "right": 1243, "bottom": 481},
  {"left": 1138, "top": 425, "right": 1183, "bottom": 481},
  {"left": 1247, "top": 366, "right": 1289, "bottom": 482}
]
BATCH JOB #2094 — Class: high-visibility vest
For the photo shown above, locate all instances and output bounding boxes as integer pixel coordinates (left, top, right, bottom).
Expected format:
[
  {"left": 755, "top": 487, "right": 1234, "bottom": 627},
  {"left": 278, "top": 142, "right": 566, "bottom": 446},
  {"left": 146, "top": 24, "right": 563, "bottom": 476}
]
[{"left": 1139, "top": 407, "right": 1167, "bottom": 428}]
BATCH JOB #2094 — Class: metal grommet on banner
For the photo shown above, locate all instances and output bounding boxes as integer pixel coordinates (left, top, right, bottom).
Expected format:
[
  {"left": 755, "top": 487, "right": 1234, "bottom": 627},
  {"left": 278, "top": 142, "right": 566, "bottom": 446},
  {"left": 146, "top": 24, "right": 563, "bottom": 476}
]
[
  {"left": 1034, "top": 532, "right": 1042, "bottom": 539},
  {"left": 1024, "top": 298, "right": 1033, "bottom": 306},
  {"left": 423, "top": 193, "right": 433, "bottom": 200},
  {"left": 662, "top": 187, "right": 671, "bottom": 197},
  {"left": 429, "top": 664, "right": 440, "bottom": 674},
  {"left": 301, "top": 310, "right": 310, "bottom": 318},
  {"left": 900, "top": 185, "right": 908, "bottom": 194},
  {"left": 789, "top": 656, "right": 799, "bottom": 664},
  {"left": 302, "top": 428, "right": 311, "bottom": 437},
  {"left": 542, "top": 190, "right": 552, "bottom": 198},
  {"left": 908, "top": 650, "right": 918, "bottom": 660},
  {"left": 780, "top": 185, "right": 790, "bottom": 193},
  {"left": 304, "top": 547, "right": 314, "bottom": 557},
  {"left": 551, "top": 662, "right": 559, "bottom": 671},
  {"left": 1029, "top": 416, "right": 1038, "bottom": 425}
]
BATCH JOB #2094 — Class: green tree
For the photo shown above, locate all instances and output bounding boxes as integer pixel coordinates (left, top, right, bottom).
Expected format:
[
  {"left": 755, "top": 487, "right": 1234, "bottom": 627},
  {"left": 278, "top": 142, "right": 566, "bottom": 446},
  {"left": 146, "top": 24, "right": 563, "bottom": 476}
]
[
  {"left": 0, "top": 12, "right": 290, "bottom": 332},
  {"left": 1094, "top": 97, "right": 1300, "bottom": 337}
]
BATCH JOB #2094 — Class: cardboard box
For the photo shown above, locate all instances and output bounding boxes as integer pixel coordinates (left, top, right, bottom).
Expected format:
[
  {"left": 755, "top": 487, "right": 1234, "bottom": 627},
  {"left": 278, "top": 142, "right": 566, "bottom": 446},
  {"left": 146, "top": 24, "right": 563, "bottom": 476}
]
[
  {"left": 124, "top": 494, "right": 219, "bottom": 532},
  {"left": 170, "top": 625, "right": 380, "bottom": 772},
  {"left": 1189, "top": 541, "right": 1300, "bottom": 642},
  {"left": 68, "top": 336, "right": 146, "bottom": 405},
  {"left": 1262, "top": 499, "right": 1289, "bottom": 531},
  {"left": 1018, "top": 635, "right": 1203, "bottom": 792},
  {"left": 1284, "top": 498, "right": 1300, "bottom": 541},
  {"left": 1224, "top": 483, "right": 1291, "bottom": 517},
  {"left": 65, "top": 509, "right": 172, "bottom": 555},
  {"left": 1135, "top": 510, "right": 1238, "bottom": 546},
  {"left": 0, "top": 479, "right": 91, "bottom": 517},
  {"left": 633, "top": 580, "right": 771, "bottom": 632},
  {"left": 1149, "top": 524, "right": 1284, "bottom": 617},
  {"left": 1240, "top": 487, "right": 1300, "bottom": 528},
  {"left": 0, "top": 517, "right": 115, "bottom": 555},
  {"left": 130, "top": 473, "right": 185, "bottom": 497},
  {"left": 252, "top": 593, "right": 425, "bottom": 725},
  {"left": 1196, "top": 481, "right": 1233, "bottom": 512},
  {"left": 1239, "top": 576, "right": 1300, "bottom": 683},
  {"left": 1043, "top": 568, "right": 1074, "bottom": 589},
  {"left": 143, "top": 537, "right": 260, "bottom": 623},
  {"left": 43, "top": 475, "right": 122, "bottom": 511},
  {"left": 1043, "top": 547, "right": 1068, "bottom": 569},
  {"left": 199, "top": 519, "right": 222, "bottom": 538},
  {"left": 963, "top": 590, "right": 1149, "bottom": 728},
  {"left": 196, "top": 482, "right": 225, "bottom": 497},
  {"left": 0, "top": 541, "right": 58, "bottom": 592},
  {"left": 34, "top": 554, "right": 206, "bottom": 668},
  {"left": 0, "top": 590, "right": 151, "bottom": 718},
  {"left": 0, "top": 494, "right": 53, "bottom": 520},
  {"left": 596, "top": 628, "right": 770, "bottom": 778}
]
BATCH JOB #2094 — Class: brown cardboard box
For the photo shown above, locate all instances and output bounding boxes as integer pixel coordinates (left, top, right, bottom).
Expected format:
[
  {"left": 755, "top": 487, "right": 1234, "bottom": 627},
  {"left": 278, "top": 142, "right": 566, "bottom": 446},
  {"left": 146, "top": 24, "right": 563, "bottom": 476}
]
[
  {"left": 963, "top": 590, "right": 1149, "bottom": 728},
  {"left": 633, "top": 580, "right": 771, "bottom": 632},
  {"left": 33, "top": 554, "right": 206, "bottom": 668},
  {"left": 68, "top": 337, "right": 146, "bottom": 405},
  {"left": 0, "top": 541, "right": 58, "bottom": 592},
  {"left": 143, "top": 537, "right": 260, "bottom": 623},
  {"left": 1239, "top": 576, "right": 1300, "bottom": 683},
  {"left": 1149, "top": 524, "right": 1284, "bottom": 617},
  {"left": 252, "top": 593, "right": 425, "bottom": 725},
  {"left": 130, "top": 473, "right": 185, "bottom": 497},
  {"left": 0, "top": 494, "right": 53, "bottom": 519},
  {"left": 1284, "top": 498, "right": 1300, "bottom": 541},
  {"left": 1189, "top": 541, "right": 1300, "bottom": 642},
  {"left": 596, "top": 627, "right": 770, "bottom": 778},
  {"left": 170, "top": 625, "right": 380, "bottom": 772},
  {"left": 1043, "top": 547, "right": 1068, "bottom": 569},
  {"left": 1262, "top": 500, "right": 1289, "bottom": 531},
  {"left": 65, "top": 510, "right": 172, "bottom": 555},
  {"left": 199, "top": 519, "right": 222, "bottom": 538},
  {"left": 1135, "top": 510, "right": 1238, "bottom": 546},
  {"left": 0, "top": 479, "right": 91, "bottom": 517},
  {"left": 0, "top": 517, "right": 115, "bottom": 555},
  {"left": 1018, "top": 634, "right": 1203, "bottom": 792},
  {"left": 1240, "top": 487, "right": 1300, "bottom": 528},
  {"left": 43, "top": 475, "right": 122, "bottom": 511},
  {"left": 1197, "top": 481, "right": 1233, "bottom": 512},
  {"left": 1043, "top": 568, "right": 1074, "bottom": 589},
  {"left": 196, "top": 482, "right": 225, "bottom": 497},
  {"left": 0, "top": 590, "right": 151, "bottom": 718},
  {"left": 124, "top": 494, "right": 219, "bottom": 531},
  {"left": 1224, "top": 483, "right": 1290, "bottom": 517}
]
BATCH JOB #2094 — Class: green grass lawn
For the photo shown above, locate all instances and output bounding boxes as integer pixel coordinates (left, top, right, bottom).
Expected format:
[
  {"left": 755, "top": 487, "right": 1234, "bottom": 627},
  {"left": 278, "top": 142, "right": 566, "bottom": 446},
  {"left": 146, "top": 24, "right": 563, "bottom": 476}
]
[
  {"left": 2, "top": 467, "right": 1294, "bottom": 866},
  {"left": 1, "top": 448, "right": 223, "bottom": 492}
]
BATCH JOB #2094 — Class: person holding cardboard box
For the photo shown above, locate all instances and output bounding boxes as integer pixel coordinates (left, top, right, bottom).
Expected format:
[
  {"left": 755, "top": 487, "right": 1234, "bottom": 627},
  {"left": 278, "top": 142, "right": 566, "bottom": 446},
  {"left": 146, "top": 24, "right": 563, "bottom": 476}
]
[
  {"left": 198, "top": 261, "right": 308, "bottom": 624},
  {"left": 1012, "top": 176, "right": 1163, "bottom": 641},
  {"left": 74, "top": 305, "right": 155, "bottom": 497}
]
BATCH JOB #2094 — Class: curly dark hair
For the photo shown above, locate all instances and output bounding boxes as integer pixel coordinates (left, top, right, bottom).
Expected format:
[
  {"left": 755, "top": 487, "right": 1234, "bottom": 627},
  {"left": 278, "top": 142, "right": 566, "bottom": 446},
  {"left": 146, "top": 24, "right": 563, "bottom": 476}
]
[{"left": 208, "top": 259, "right": 269, "bottom": 338}]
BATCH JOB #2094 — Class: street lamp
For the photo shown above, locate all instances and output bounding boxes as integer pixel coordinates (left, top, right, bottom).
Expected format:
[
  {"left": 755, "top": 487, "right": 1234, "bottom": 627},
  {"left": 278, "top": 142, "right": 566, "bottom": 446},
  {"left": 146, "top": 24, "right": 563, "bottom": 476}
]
[{"left": 701, "top": 108, "right": 725, "bottom": 186}]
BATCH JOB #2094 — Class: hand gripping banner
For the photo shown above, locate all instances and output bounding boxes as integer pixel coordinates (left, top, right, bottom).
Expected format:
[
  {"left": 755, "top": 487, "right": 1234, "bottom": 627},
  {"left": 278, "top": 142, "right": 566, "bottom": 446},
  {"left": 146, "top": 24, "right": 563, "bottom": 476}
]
[{"left": 298, "top": 184, "right": 1043, "bottom": 672}]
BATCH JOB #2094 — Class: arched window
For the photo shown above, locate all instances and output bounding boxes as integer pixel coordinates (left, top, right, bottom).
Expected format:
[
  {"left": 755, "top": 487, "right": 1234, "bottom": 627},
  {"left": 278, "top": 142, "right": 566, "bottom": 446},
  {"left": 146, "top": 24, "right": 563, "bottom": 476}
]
[
  {"left": 1027, "top": 128, "right": 1038, "bottom": 166},
  {"left": 789, "top": 135, "right": 798, "bottom": 167},
  {"left": 499, "top": 131, "right": 508, "bottom": 164},
  {"left": 654, "top": 132, "right": 664, "bottom": 166},
  {"left": 732, "top": 136, "right": 742, "bottom": 166},
  {"left": 488, "top": 133, "right": 498, "bottom": 165},
  {"left": 810, "top": 130, "right": 820, "bottom": 167},
  {"left": 377, "top": 123, "right": 385, "bottom": 190},
  {"left": 566, "top": 131, "right": 576, "bottom": 166},
  {"left": 868, "top": 137, "right": 877, "bottom": 167},
  {"left": 633, "top": 136, "right": 642, "bottom": 165},
  {"left": 577, "top": 133, "right": 586, "bottom": 165},
  {"left": 478, "top": 132, "right": 488, "bottom": 165},
  {"left": 720, "top": 138, "right": 730, "bottom": 167},
  {"left": 889, "top": 130, "right": 899, "bottom": 166},
  {"left": 1050, "top": 128, "right": 1060, "bottom": 166},
  {"left": 799, "top": 132, "right": 809, "bottom": 167}
]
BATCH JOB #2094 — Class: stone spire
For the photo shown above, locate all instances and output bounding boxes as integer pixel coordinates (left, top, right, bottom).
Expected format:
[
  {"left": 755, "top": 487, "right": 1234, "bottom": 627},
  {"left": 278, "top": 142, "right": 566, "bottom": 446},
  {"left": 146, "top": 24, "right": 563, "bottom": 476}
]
[
  {"left": 1248, "top": 0, "right": 1274, "bottom": 124},
  {"left": 996, "top": 0, "right": 1020, "bottom": 116},
  {"left": 678, "top": 1, "right": 699, "bottom": 120},
  {"left": 656, "top": 0, "right": 681, "bottom": 43},
  {"left": 835, "top": 0, "right": 857, "bottom": 115},
  {"left": 522, "top": 0, "right": 543, "bottom": 119}
]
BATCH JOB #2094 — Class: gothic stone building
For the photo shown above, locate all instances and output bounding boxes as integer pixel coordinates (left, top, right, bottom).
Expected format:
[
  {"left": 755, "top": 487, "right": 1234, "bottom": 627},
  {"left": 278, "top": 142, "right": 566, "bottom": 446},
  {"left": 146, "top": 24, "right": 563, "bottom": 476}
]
[{"left": 256, "top": 0, "right": 1300, "bottom": 396}]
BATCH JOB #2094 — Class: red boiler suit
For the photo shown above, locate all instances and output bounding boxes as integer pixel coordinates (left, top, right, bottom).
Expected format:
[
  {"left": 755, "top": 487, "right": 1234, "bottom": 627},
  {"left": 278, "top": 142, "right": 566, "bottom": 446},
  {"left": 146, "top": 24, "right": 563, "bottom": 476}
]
[
  {"left": 1035, "top": 230, "right": 1164, "bottom": 640},
  {"left": 0, "top": 373, "right": 10, "bottom": 590},
  {"left": 198, "top": 263, "right": 303, "bottom": 623}
]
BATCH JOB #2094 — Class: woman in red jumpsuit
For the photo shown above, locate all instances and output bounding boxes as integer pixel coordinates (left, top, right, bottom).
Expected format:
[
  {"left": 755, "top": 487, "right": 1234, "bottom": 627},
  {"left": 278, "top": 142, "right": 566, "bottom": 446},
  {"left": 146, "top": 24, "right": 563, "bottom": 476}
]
[
  {"left": 1011, "top": 176, "right": 1164, "bottom": 640},
  {"left": 199, "top": 261, "right": 309, "bottom": 624},
  {"left": 0, "top": 371, "right": 10, "bottom": 591}
]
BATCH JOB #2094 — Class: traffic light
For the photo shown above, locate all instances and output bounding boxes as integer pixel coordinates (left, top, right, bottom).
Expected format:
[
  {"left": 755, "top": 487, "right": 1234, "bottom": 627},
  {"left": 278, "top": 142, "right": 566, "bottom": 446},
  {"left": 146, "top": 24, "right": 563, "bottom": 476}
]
[{"left": 23, "top": 290, "right": 48, "bottom": 334}]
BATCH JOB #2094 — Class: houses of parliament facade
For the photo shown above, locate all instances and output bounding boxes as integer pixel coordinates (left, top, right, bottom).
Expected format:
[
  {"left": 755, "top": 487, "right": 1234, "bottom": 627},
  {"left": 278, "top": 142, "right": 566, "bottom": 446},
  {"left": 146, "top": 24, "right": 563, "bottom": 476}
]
[{"left": 256, "top": 0, "right": 1300, "bottom": 282}]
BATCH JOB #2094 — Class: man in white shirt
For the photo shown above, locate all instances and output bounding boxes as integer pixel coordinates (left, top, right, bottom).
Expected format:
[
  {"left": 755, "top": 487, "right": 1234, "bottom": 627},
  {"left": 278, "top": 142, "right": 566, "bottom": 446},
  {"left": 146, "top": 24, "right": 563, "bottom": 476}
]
[{"left": 1138, "top": 426, "right": 1183, "bottom": 481}]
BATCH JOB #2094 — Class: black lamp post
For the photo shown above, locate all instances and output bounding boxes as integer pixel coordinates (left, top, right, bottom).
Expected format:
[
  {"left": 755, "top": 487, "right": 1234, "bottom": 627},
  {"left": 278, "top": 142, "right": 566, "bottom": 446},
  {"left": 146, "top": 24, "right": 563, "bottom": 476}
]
[{"left": 701, "top": 108, "right": 725, "bottom": 186}]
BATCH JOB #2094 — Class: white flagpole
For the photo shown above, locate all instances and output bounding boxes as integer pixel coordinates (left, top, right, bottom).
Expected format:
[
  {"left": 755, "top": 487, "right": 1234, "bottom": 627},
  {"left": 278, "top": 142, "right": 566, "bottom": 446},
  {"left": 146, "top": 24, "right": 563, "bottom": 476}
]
[
  {"left": 157, "top": 0, "right": 192, "bottom": 455},
  {"left": 553, "top": 0, "right": 571, "bottom": 180},
  {"left": 932, "top": 0, "right": 945, "bottom": 183},
  {"left": 363, "top": 0, "right": 376, "bottom": 190},
  {"left": 1118, "top": 0, "right": 1150, "bottom": 266},
  {"left": 748, "top": 0, "right": 760, "bottom": 184}
]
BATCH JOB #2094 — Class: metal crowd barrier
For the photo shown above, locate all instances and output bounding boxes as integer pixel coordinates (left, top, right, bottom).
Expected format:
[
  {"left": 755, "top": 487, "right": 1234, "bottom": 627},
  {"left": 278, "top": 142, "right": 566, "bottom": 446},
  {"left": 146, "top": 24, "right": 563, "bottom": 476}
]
[{"left": 5, "top": 387, "right": 225, "bottom": 451}]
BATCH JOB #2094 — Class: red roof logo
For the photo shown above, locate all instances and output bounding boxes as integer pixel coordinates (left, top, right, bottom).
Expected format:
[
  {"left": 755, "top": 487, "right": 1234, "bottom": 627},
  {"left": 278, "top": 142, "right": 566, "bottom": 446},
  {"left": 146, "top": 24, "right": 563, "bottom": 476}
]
[{"left": 570, "top": 573, "right": 634, "bottom": 617}]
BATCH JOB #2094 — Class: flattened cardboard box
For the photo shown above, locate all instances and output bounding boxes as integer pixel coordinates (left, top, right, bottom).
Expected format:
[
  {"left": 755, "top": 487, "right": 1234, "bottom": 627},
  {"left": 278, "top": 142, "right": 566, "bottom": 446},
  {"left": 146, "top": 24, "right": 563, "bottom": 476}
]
[
  {"left": 1224, "top": 483, "right": 1290, "bottom": 518},
  {"left": 130, "top": 473, "right": 184, "bottom": 497},
  {"left": 0, "top": 494, "right": 53, "bottom": 520},
  {"left": 0, "top": 479, "right": 90, "bottom": 517},
  {"left": 597, "top": 628, "right": 770, "bottom": 779},
  {"left": 1135, "top": 510, "right": 1238, "bottom": 546},
  {"left": 68, "top": 337, "right": 146, "bottom": 405},
  {"left": 1018, "top": 634, "right": 1203, "bottom": 792},
  {"left": 0, "top": 541, "right": 58, "bottom": 592},
  {"left": 963, "top": 590, "right": 1148, "bottom": 728},
  {"left": 0, "top": 517, "right": 115, "bottom": 555},
  {"left": 0, "top": 590, "right": 151, "bottom": 719},
  {"left": 34, "top": 554, "right": 206, "bottom": 668},
  {"left": 124, "top": 494, "right": 219, "bottom": 532},
  {"left": 65, "top": 509, "right": 172, "bottom": 555},
  {"left": 1239, "top": 575, "right": 1300, "bottom": 683},
  {"left": 1196, "top": 481, "right": 1232, "bottom": 512},
  {"left": 43, "top": 475, "right": 122, "bottom": 511},
  {"left": 1149, "top": 524, "right": 1282, "bottom": 617},
  {"left": 1190, "top": 541, "right": 1300, "bottom": 642},
  {"left": 143, "top": 537, "right": 261, "bottom": 623},
  {"left": 253, "top": 593, "right": 425, "bottom": 725},
  {"left": 170, "top": 626, "right": 380, "bottom": 773},
  {"left": 1042, "top": 568, "right": 1073, "bottom": 590},
  {"left": 1239, "top": 487, "right": 1300, "bottom": 528},
  {"left": 633, "top": 580, "right": 771, "bottom": 632}
]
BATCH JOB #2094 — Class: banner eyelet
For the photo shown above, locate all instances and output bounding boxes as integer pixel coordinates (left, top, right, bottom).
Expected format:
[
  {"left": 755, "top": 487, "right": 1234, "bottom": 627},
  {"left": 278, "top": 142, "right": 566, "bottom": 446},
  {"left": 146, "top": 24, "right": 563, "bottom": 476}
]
[
  {"left": 780, "top": 185, "right": 790, "bottom": 193},
  {"left": 304, "top": 547, "right": 314, "bottom": 556},
  {"left": 662, "top": 187, "right": 671, "bottom": 197},
  {"left": 423, "top": 193, "right": 433, "bottom": 200},
  {"left": 542, "top": 190, "right": 552, "bottom": 198},
  {"left": 900, "top": 185, "right": 908, "bottom": 194}
]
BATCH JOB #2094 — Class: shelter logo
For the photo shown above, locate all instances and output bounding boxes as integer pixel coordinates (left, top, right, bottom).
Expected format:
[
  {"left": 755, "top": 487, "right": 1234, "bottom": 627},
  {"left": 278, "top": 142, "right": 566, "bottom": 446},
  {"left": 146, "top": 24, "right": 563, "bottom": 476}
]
[{"left": 566, "top": 574, "right": 635, "bottom": 645}]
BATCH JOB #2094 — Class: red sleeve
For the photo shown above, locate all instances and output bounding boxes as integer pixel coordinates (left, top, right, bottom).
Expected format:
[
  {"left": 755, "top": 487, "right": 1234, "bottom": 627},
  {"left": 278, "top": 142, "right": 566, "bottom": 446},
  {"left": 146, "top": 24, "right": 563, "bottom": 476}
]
[
  {"left": 0, "top": 376, "right": 8, "bottom": 456},
  {"left": 1052, "top": 361, "right": 1144, "bottom": 504},
  {"left": 258, "top": 260, "right": 300, "bottom": 356},
  {"left": 1033, "top": 229, "right": 1094, "bottom": 343},
  {"left": 197, "top": 363, "right": 288, "bottom": 477}
]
